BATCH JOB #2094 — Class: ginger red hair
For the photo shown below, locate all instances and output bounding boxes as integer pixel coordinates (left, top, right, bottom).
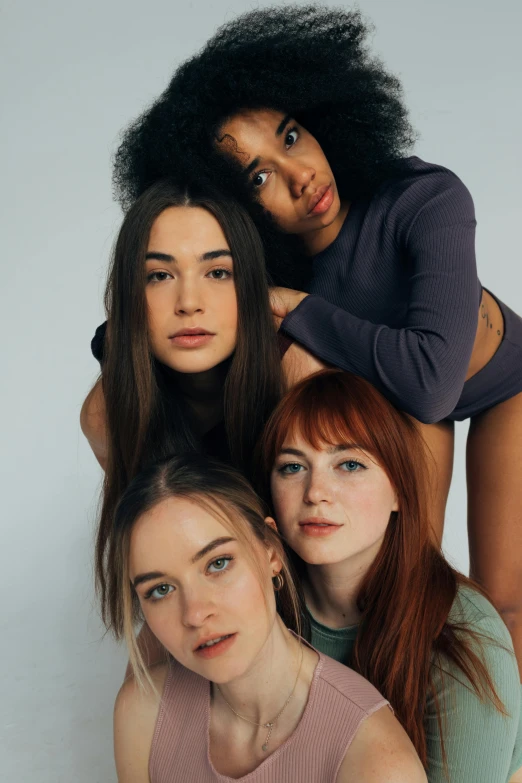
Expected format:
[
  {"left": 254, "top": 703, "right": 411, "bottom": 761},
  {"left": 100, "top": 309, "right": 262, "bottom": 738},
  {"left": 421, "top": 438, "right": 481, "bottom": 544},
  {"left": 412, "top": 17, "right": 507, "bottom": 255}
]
[{"left": 259, "top": 369, "right": 504, "bottom": 767}]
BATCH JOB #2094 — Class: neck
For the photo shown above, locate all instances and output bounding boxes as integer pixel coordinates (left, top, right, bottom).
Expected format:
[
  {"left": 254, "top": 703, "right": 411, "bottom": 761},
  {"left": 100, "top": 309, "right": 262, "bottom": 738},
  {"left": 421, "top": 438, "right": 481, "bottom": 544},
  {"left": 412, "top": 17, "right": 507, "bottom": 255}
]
[
  {"left": 171, "top": 361, "right": 229, "bottom": 401},
  {"left": 165, "top": 361, "right": 229, "bottom": 435},
  {"left": 213, "top": 617, "right": 305, "bottom": 725},
  {"left": 301, "top": 200, "right": 350, "bottom": 256},
  {"left": 303, "top": 538, "right": 382, "bottom": 628}
]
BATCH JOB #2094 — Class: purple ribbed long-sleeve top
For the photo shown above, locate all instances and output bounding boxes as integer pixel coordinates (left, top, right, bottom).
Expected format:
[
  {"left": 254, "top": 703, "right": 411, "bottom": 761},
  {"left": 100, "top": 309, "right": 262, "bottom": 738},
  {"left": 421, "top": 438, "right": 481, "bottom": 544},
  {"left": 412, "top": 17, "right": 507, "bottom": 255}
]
[{"left": 281, "top": 157, "right": 482, "bottom": 424}]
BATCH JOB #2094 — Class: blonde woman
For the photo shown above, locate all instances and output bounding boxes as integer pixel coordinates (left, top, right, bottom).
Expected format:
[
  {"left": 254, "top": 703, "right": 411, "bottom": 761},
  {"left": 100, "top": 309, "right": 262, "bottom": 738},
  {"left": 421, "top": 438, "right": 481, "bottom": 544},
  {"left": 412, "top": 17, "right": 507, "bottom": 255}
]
[{"left": 108, "top": 454, "right": 425, "bottom": 782}]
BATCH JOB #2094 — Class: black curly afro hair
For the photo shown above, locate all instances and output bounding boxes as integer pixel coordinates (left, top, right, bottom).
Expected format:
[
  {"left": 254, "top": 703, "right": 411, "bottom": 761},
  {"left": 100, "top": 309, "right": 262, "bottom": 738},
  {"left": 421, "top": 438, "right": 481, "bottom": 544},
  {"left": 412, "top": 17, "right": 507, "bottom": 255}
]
[{"left": 113, "top": 5, "right": 416, "bottom": 286}]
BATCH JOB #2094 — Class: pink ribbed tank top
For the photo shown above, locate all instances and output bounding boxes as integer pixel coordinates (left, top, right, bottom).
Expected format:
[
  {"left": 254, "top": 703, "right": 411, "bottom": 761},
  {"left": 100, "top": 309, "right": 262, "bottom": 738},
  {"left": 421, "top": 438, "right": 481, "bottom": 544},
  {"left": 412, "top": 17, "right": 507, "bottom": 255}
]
[{"left": 149, "top": 649, "right": 389, "bottom": 782}]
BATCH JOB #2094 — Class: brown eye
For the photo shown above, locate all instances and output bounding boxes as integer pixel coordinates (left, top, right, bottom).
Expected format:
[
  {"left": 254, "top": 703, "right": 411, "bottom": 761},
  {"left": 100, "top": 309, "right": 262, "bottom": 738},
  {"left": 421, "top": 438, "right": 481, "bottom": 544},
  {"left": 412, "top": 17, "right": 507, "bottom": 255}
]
[
  {"left": 285, "top": 128, "right": 299, "bottom": 147},
  {"left": 252, "top": 171, "right": 269, "bottom": 188}
]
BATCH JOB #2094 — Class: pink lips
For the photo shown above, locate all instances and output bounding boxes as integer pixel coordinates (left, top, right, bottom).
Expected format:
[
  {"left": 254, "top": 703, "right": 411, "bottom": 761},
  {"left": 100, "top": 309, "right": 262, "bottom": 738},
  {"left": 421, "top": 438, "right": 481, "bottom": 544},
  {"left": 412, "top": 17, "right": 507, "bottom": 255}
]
[
  {"left": 169, "top": 327, "right": 215, "bottom": 348},
  {"left": 298, "top": 517, "right": 342, "bottom": 537},
  {"left": 308, "top": 185, "right": 333, "bottom": 215},
  {"left": 193, "top": 633, "right": 237, "bottom": 660}
]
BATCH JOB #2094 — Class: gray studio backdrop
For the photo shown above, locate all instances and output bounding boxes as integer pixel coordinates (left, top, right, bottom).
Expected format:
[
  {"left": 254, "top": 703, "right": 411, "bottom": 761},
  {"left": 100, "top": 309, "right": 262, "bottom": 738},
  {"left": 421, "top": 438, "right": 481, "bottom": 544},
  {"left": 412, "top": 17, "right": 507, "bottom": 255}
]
[{"left": 1, "top": 0, "right": 520, "bottom": 779}]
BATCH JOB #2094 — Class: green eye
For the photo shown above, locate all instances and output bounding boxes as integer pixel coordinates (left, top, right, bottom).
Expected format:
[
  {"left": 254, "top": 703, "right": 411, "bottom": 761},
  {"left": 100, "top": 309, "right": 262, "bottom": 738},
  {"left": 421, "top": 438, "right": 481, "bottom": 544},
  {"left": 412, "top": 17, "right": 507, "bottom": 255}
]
[
  {"left": 148, "top": 583, "right": 174, "bottom": 600},
  {"left": 208, "top": 557, "right": 232, "bottom": 573}
]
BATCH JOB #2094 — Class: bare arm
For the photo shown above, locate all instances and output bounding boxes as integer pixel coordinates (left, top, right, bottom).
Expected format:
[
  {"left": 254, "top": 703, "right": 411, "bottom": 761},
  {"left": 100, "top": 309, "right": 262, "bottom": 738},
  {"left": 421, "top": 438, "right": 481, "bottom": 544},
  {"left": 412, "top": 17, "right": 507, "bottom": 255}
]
[
  {"left": 114, "top": 665, "right": 167, "bottom": 782},
  {"left": 80, "top": 378, "right": 108, "bottom": 470},
  {"left": 337, "top": 705, "right": 427, "bottom": 783}
]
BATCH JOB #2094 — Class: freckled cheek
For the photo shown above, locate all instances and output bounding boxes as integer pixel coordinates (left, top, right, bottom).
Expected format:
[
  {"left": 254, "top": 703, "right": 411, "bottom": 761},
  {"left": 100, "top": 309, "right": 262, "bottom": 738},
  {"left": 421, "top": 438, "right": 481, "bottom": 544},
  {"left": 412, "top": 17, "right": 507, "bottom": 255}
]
[
  {"left": 339, "top": 489, "right": 394, "bottom": 540},
  {"left": 221, "top": 569, "right": 272, "bottom": 628},
  {"left": 140, "top": 601, "right": 185, "bottom": 656},
  {"left": 271, "top": 481, "right": 301, "bottom": 538}
]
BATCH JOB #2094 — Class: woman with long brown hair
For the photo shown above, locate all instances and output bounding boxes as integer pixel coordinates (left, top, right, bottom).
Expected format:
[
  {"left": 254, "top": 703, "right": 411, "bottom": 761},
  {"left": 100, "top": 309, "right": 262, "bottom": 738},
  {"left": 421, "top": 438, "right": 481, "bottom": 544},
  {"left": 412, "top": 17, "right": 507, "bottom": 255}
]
[
  {"left": 109, "top": 453, "right": 425, "bottom": 782},
  {"left": 80, "top": 179, "right": 295, "bottom": 628},
  {"left": 260, "top": 370, "right": 522, "bottom": 783}
]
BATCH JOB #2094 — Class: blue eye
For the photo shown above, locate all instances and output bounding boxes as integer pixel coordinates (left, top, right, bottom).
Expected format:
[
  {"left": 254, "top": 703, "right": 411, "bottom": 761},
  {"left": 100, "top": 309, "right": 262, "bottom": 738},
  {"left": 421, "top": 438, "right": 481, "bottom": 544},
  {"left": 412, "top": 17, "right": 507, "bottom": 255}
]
[
  {"left": 340, "top": 460, "right": 365, "bottom": 472},
  {"left": 279, "top": 463, "right": 303, "bottom": 475},
  {"left": 147, "top": 583, "right": 174, "bottom": 600}
]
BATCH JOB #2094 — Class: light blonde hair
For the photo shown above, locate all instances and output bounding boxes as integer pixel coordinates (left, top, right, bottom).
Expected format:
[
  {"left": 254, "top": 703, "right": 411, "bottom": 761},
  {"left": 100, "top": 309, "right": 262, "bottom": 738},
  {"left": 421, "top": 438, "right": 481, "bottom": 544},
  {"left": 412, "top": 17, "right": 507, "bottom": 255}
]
[{"left": 108, "top": 454, "right": 302, "bottom": 689}]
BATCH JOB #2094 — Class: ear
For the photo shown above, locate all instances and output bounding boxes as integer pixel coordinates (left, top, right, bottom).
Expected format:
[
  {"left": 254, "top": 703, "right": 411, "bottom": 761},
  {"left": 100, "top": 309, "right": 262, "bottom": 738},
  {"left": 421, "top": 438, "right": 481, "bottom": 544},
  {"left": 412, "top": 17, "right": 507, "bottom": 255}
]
[{"left": 263, "top": 517, "right": 283, "bottom": 575}]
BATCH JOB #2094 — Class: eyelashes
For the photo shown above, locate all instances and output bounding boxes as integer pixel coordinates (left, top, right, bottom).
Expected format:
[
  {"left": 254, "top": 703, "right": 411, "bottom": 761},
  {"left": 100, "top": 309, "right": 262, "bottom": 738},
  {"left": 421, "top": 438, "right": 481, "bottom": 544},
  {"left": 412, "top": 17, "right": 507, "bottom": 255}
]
[
  {"left": 142, "top": 556, "right": 235, "bottom": 602},
  {"left": 250, "top": 125, "right": 300, "bottom": 189},
  {"left": 275, "top": 458, "right": 368, "bottom": 476},
  {"left": 146, "top": 267, "right": 233, "bottom": 284}
]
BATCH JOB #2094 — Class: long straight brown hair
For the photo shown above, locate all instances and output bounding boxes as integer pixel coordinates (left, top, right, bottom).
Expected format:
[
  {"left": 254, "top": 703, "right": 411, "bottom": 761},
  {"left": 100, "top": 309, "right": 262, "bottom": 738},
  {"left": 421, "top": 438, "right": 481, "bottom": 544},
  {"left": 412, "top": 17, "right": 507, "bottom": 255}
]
[
  {"left": 259, "top": 369, "right": 506, "bottom": 767},
  {"left": 97, "top": 180, "right": 283, "bottom": 624}
]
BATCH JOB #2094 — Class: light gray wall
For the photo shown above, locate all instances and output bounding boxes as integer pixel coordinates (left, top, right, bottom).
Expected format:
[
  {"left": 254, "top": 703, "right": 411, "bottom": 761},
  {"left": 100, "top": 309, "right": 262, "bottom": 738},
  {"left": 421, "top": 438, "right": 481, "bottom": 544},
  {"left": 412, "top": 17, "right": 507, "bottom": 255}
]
[{"left": 1, "top": 0, "right": 520, "bottom": 780}]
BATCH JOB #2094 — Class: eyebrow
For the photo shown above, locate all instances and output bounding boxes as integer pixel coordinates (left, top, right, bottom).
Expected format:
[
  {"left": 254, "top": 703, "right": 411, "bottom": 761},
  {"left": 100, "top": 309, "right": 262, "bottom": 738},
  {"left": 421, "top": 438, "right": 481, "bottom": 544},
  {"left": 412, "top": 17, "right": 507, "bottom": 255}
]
[
  {"left": 145, "top": 249, "right": 232, "bottom": 263},
  {"left": 278, "top": 444, "right": 360, "bottom": 458},
  {"left": 243, "top": 114, "right": 293, "bottom": 177},
  {"left": 132, "top": 536, "right": 236, "bottom": 588}
]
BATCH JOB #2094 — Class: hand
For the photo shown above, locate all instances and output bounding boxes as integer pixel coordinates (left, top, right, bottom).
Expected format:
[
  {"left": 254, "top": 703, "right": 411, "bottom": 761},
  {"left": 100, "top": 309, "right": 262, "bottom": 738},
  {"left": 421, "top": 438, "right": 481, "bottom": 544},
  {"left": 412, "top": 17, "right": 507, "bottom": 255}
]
[{"left": 270, "top": 287, "right": 309, "bottom": 321}]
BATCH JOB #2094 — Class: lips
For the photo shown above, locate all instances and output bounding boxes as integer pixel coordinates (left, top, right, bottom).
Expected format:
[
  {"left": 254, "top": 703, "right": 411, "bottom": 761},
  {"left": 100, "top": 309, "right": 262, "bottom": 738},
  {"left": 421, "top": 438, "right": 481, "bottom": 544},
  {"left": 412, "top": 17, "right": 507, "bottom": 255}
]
[
  {"left": 170, "top": 327, "right": 214, "bottom": 338},
  {"left": 193, "top": 633, "right": 237, "bottom": 659},
  {"left": 194, "top": 633, "right": 233, "bottom": 651},
  {"left": 298, "top": 518, "right": 342, "bottom": 537},
  {"left": 307, "top": 184, "right": 331, "bottom": 214},
  {"left": 169, "top": 326, "right": 215, "bottom": 348}
]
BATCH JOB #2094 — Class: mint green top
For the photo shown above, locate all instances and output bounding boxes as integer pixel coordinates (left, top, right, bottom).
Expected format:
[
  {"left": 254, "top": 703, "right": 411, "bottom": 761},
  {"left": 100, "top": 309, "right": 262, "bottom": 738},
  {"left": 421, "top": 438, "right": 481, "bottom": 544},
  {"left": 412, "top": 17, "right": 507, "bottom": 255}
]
[{"left": 309, "top": 586, "right": 522, "bottom": 782}]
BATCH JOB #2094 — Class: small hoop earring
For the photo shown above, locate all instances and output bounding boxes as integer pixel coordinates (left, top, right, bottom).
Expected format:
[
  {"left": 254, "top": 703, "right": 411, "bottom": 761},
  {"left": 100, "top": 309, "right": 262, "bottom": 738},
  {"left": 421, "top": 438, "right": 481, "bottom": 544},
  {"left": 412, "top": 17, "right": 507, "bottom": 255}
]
[{"left": 272, "top": 572, "right": 284, "bottom": 592}]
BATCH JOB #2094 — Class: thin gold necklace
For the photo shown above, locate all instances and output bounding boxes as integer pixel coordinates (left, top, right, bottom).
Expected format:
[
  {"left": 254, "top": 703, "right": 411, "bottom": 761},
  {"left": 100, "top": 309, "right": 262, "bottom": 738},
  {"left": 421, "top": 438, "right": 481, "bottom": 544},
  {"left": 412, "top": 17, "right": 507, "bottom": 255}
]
[{"left": 215, "top": 644, "right": 304, "bottom": 752}]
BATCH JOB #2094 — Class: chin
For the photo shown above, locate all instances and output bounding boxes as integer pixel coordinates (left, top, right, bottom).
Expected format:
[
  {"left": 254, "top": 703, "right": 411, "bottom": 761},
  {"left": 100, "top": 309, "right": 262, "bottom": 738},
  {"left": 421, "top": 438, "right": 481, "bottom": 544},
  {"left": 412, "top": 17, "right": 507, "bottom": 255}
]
[{"left": 159, "top": 356, "right": 224, "bottom": 374}]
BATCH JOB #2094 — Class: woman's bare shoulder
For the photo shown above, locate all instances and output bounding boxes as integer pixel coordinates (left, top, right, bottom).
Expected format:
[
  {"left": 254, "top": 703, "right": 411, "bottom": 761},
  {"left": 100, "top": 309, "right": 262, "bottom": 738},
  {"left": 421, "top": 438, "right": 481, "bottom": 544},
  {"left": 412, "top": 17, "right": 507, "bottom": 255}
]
[
  {"left": 113, "top": 664, "right": 169, "bottom": 783},
  {"left": 336, "top": 704, "right": 427, "bottom": 783},
  {"left": 79, "top": 378, "right": 107, "bottom": 468}
]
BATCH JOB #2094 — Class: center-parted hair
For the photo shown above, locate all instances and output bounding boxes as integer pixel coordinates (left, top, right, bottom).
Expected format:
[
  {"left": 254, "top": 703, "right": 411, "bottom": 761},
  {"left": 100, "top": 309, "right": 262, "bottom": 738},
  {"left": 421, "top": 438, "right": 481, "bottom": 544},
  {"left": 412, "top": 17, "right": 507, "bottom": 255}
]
[
  {"left": 96, "top": 179, "right": 283, "bottom": 624},
  {"left": 107, "top": 453, "right": 302, "bottom": 685},
  {"left": 259, "top": 369, "right": 505, "bottom": 768}
]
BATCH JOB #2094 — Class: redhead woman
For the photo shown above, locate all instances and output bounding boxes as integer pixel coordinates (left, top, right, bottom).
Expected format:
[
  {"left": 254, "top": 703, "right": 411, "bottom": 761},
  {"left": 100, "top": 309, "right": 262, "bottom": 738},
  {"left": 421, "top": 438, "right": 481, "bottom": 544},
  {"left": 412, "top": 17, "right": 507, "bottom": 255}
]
[
  {"left": 260, "top": 370, "right": 522, "bottom": 783},
  {"left": 109, "top": 454, "right": 425, "bottom": 782},
  {"left": 106, "top": 5, "right": 522, "bottom": 672}
]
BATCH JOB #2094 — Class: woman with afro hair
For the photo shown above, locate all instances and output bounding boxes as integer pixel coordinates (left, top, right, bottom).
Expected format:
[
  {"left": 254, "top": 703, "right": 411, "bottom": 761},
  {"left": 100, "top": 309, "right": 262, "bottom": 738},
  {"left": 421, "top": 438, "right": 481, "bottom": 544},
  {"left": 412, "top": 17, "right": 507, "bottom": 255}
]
[{"left": 99, "top": 6, "right": 522, "bottom": 675}]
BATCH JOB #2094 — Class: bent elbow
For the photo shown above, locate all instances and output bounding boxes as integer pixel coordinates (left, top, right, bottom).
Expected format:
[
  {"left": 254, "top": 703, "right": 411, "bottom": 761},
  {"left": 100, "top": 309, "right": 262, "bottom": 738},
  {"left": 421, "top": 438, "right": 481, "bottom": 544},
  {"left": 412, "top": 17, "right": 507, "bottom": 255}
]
[{"left": 398, "top": 384, "right": 460, "bottom": 424}]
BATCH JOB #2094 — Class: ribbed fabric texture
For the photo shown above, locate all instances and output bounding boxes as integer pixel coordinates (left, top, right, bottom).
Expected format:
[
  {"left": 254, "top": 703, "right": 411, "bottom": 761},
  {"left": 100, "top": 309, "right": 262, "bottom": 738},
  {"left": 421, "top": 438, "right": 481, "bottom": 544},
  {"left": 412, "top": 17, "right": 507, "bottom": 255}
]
[
  {"left": 149, "top": 651, "right": 388, "bottom": 782},
  {"left": 309, "top": 586, "right": 522, "bottom": 783},
  {"left": 282, "top": 157, "right": 484, "bottom": 424}
]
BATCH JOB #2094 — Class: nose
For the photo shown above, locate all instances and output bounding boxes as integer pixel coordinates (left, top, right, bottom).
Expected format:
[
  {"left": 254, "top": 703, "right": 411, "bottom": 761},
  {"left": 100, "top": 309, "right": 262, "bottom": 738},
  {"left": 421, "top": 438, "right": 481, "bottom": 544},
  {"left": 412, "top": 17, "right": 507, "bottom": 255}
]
[
  {"left": 303, "top": 469, "right": 331, "bottom": 506},
  {"left": 288, "top": 161, "right": 316, "bottom": 198},
  {"left": 180, "top": 586, "right": 216, "bottom": 629},
  {"left": 175, "top": 278, "right": 204, "bottom": 316}
]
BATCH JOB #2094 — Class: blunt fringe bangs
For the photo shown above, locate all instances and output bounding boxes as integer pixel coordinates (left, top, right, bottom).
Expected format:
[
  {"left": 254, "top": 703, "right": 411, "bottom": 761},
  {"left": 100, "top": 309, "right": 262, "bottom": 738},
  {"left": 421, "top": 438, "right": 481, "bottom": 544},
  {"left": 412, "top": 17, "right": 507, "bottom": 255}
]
[{"left": 259, "top": 370, "right": 506, "bottom": 768}]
